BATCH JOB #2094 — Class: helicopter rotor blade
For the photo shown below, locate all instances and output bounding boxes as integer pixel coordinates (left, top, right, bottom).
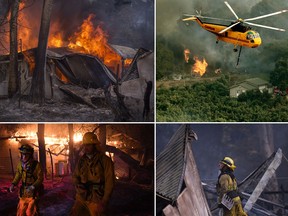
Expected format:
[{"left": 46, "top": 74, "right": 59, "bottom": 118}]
[
  {"left": 224, "top": 1, "right": 239, "bottom": 19},
  {"left": 219, "top": 21, "right": 240, "bottom": 34},
  {"left": 198, "top": 16, "right": 235, "bottom": 22},
  {"left": 245, "top": 21, "right": 286, "bottom": 31},
  {"left": 182, "top": 14, "right": 235, "bottom": 22},
  {"left": 245, "top": 10, "right": 288, "bottom": 21}
]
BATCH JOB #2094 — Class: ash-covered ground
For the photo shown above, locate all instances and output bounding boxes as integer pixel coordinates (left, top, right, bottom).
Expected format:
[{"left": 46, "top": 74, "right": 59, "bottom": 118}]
[
  {"left": 0, "top": 98, "right": 114, "bottom": 122},
  {"left": 0, "top": 91, "right": 153, "bottom": 122},
  {"left": 0, "top": 175, "right": 154, "bottom": 216}
]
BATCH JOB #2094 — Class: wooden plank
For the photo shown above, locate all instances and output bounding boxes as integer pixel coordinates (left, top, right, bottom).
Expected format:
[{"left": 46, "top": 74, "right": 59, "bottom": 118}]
[
  {"left": 59, "top": 84, "right": 98, "bottom": 109},
  {"left": 183, "top": 143, "right": 212, "bottom": 216},
  {"left": 177, "top": 188, "right": 199, "bottom": 216},
  {"left": 244, "top": 148, "right": 282, "bottom": 212},
  {"left": 163, "top": 204, "right": 180, "bottom": 216}
]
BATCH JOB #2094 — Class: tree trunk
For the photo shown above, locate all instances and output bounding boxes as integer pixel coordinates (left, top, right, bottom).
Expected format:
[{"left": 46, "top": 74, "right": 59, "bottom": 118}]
[
  {"left": 8, "top": 0, "right": 19, "bottom": 97},
  {"left": 99, "top": 125, "right": 106, "bottom": 153},
  {"left": 30, "top": 0, "right": 54, "bottom": 104},
  {"left": 68, "top": 124, "right": 75, "bottom": 173},
  {"left": 38, "top": 124, "right": 47, "bottom": 179}
]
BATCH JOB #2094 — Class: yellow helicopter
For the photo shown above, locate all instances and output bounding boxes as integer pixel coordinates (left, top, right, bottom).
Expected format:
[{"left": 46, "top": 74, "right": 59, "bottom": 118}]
[{"left": 182, "top": 1, "right": 287, "bottom": 64}]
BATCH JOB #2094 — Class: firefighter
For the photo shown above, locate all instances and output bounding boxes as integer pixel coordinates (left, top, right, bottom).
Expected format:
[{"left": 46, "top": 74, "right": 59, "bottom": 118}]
[
  {"left": 9, "top": 144, "right": 44, "bottom": 216},
  {"left": 71, "top": 132, "right": 115, "bottom": 216},
  {"left": 217, "top": 157, "right": 247, "bottom": 216}
]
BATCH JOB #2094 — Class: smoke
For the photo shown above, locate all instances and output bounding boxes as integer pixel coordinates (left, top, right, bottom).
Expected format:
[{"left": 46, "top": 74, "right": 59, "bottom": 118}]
[
  {"left": 51, "top": 0, "right": 154, "bottom": 49},
  {"left": 1, "top": 0, "right": 153, "bottom": 53},
  {"left": 157, "top": 0, "right": 288, "bottom": 73},
  {"left": 156, "top": 124, "right": 288, "bottom": 183}
]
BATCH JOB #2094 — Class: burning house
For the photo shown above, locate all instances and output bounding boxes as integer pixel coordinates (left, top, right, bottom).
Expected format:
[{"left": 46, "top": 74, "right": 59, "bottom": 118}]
[
  {"left": 0, "top": 123, "right": 154, "bottom": 215},
  {"left": 0, "top": 0, "right": 154, "bottom": 121}
]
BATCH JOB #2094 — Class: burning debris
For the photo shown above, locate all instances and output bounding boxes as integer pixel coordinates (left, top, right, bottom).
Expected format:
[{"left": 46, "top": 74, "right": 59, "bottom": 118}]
[
  {"left": 184, "top": 48, "right": 190, "bottom": 63},
  {"left": 0, "top": 124, "right": 154, "bottom": 215}
]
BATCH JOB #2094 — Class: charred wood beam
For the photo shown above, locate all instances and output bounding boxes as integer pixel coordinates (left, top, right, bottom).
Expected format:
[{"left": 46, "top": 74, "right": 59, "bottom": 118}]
[
  {"left": 38, "top": 124, "right": 47, "bottom": 178},
  {"left": 0, "top": 135, "right": 27, "bottom": 140},
  {"left": 68, "top": 124, "right": 75, "bottom": 173},
  {"left": 242, "top": 192, "right": 286, "bottom": 209},
  {"left": 30, "top": 142, "right": 68, "bottom": 157}
]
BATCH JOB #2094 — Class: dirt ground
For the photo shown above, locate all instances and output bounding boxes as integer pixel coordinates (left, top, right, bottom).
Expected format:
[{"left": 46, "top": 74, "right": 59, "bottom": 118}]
[
  {"left": 0, "top": 175, "right": 154, "bottom": 216},
  {"left": 0, "top": 94, "right": 153, "bottom": 122}
]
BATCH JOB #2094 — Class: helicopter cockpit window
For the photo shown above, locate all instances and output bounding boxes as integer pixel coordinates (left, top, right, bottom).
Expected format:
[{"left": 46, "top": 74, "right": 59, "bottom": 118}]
[{"left": 246, "top": 32, "right": 259, "bottom": 40}]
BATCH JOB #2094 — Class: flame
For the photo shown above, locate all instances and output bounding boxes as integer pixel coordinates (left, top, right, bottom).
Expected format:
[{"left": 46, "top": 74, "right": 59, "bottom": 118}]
[
  {"left": 3, "top": 6, "right": 124, "bottom": 76},
  {"left": 67, "top": 14, "right": 120, "bottom": 66},
  {"left": 18, "top": 2, "right": 37, "bottom": 51},
  {"left": 124, "top": 58, "right": 133, "bottom": 67},
  {"left": 49, "top": 32, "right": 64, "bottom": 48},
  {"left": 12, "top": 131, "right": 69, "bottom": 146},
  {"left": 192, "top": 56, "right": 208, "bottom": 76},
  {"left": 184, "top": 49, "right": 190, "bottom": 63},
  {"left": 73, "top": 132, "right": 83, "bottom": 143}
]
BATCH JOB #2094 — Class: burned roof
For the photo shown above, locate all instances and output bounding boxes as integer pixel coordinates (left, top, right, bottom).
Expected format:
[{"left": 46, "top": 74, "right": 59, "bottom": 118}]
[
  {"left": 109, "top": 44, "right": 137, "bottom": 59},
  {"left": 121, "top": 48, "right": 150, "bottom": 82},
  {"left": 156, "top": 125, "right": 197, "bottom": 201},
  {"left": 48, "top": 48, "right": 117, "bottom": 89}
]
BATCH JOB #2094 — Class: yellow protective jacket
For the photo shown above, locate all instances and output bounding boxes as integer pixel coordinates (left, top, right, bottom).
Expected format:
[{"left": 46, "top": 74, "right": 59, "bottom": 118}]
[
  {"left": 217, "top": 173, "right": 238, "bottom": 202},
  {"left": 12, "top": 159, "right": 44, "bottom": 198},
  {"left": 72, "top": 152, "right": 115, "bottom": 205}
]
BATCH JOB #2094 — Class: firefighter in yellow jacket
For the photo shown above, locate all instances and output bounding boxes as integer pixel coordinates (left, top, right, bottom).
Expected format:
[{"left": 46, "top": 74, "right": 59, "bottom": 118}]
[
  {"left": 71, "top": 132, "right": 115, "bottom": 216},
  {"left": 9, "top": 144, "right": 44, "bottom": 216},
  {"left": 216, "top": 157, "right": 248, "bottom": 216}
]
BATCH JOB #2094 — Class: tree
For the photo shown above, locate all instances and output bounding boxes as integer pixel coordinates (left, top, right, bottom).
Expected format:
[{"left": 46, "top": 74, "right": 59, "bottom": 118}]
[
  {"left": 0, "top": 0, "right": 12, "bottom": 53},
  {"left": 156, "top": 36, "right": 175, "bottom": 80},
  {"left": 270, "top": 58, "right": 288, "bottom": 91},
  {"left": 30, "top": 0, "right": 54, "bottom": 104},
  {"left": 8, "top": 0, "right": 20, "bottom": 97}
]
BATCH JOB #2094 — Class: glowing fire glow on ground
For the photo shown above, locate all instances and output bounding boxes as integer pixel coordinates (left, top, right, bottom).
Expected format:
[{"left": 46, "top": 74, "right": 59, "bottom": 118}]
[{"left": 192, "top": 56, "right": 208, "bottom": 77}]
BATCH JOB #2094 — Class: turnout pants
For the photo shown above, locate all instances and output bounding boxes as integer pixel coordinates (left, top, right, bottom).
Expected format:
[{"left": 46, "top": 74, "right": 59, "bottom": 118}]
[
  {"left": 70, "top": 195, "right": 105, "bottom": 216},
  {"left": 223, "top": 201, "right": 248, "bottom": 216},
  {"left": 17, "top": 197, "right": 39, "bottom": 216}
]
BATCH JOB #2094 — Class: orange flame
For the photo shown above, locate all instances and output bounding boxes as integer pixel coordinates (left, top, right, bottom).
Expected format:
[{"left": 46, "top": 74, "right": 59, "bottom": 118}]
[
  {"left": 67, "top": 14, "right": 120, "bottom": 66},
  {"left": 192, "top": 56, "right": 208, "bottom": 76},
  {"left": 184, "top": 49, "right": 190, "bottom": 63},
  {"left": 4, "top": 7, "right": 124, "bottom": 76},
  {"left": 49, "top": 32, "right": 64, "bottom": 48},
  {"left": 124, "top": 58, "right": 133, "bottom": 67},
  {"left": 18, "top": 2, "right": 37, "bottom": 51}
]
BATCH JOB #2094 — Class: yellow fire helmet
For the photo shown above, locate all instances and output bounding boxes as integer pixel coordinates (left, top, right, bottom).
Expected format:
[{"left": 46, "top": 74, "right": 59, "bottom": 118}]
[
  {"left": 19, "top": 144, "right": 34, "bottom": 154},
  {"left": 82, "top": 132, "right": 101, "bottom": 145},
  {"left": 220, "top": 156, "right": 236, "bottom": 171}
]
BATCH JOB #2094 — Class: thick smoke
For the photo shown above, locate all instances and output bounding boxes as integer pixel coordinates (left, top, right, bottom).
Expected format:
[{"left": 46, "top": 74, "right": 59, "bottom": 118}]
[
  {"left": 51, "top": 0, "right": 154, "bottom": 49},
  {"left": 157, "top": 0, "right": 288, "bottom": 73}
]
